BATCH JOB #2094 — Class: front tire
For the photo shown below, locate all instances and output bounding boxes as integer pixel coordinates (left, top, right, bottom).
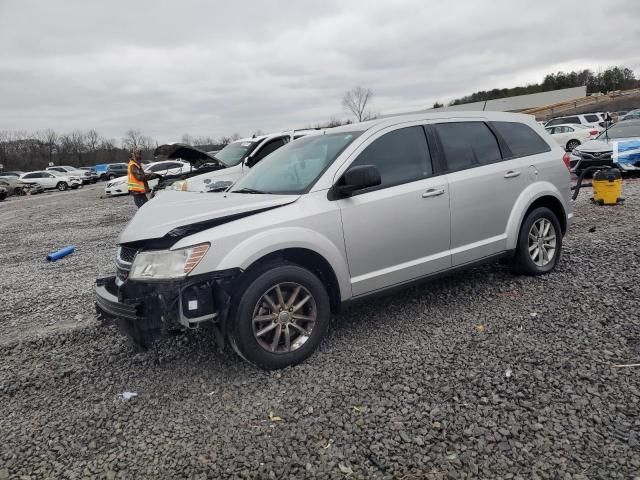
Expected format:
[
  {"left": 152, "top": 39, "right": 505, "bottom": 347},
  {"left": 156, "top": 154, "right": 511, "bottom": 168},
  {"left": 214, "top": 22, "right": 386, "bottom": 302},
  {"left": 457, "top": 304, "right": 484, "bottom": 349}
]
[
  {"left": 228, "top": 263, "right": 331, "bottom": 370},
  {"left": 56, "top": 182, "right": 68, "bottom": 191},
  {"left": 512, "top": 207, "right": 562, "bottom": 275}
]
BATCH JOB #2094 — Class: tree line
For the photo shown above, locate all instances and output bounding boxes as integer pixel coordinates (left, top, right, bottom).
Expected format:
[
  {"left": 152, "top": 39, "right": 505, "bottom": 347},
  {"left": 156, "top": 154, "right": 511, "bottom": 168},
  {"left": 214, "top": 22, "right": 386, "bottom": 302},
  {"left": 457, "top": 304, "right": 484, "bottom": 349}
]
[
  {"left": 444, "top": 65, "right": 638, "bottom": 106},
  {"left": 0, "top": 128, "right": 242, "bottom": 172}
]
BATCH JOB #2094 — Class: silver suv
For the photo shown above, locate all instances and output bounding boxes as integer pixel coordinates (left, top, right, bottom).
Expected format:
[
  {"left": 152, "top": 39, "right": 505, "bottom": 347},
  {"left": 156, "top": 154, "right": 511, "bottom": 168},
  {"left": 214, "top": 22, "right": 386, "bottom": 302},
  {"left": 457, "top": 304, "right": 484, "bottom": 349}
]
[{"left": 95, "top": 112, "right": 573, "bottom": 369}]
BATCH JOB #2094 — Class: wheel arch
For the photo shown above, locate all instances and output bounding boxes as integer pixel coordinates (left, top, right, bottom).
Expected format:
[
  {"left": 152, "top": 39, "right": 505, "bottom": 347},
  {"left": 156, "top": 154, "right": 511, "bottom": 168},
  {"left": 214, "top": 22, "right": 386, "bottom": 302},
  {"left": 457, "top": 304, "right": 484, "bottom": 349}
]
[
  {"left": 211, "top": 226, "right": 352, "bottom": 307},
  {"left": 239, "top": 248, "right": 343, "bottom": 313},
  {"left": 506, "top": 184, "right": 568, "bottom": 250},
  {"left": 565, "top": 138, "right": 581, "bottom": 150}
]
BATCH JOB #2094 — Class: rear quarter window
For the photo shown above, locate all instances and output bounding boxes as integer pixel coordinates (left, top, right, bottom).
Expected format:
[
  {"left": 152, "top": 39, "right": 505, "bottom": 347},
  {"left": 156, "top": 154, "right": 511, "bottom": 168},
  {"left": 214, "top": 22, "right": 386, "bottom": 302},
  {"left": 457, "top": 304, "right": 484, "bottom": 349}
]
[
  {"left": 491, "top": 121, "right": 551, "bottom": 158},
  {"left": 547, "top": 117, "right": 579, "bottom": 126}
]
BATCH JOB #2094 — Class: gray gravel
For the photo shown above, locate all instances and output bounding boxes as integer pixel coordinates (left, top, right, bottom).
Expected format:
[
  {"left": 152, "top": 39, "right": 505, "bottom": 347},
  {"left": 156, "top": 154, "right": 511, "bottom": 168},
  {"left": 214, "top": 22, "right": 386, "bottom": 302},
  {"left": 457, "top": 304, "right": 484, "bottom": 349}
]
[{"left": 1, "top": 180, "right": 640, "bottom": 479}]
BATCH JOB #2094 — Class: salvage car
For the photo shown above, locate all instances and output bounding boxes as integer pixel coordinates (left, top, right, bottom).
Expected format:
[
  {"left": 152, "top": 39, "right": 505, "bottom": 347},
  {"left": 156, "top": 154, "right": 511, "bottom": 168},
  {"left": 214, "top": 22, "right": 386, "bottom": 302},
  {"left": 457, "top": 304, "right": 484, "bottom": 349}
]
[
  {"left": 147, "top": 145, "right": 226, "bottom": 194},
  {"left": 47, "top": 165, "right": 93, "bottom": 185},
  {"left": 0, "top": 176, "right": 43, "bottom": 196},
  {"left": 569, "top": 119, "right": 640, "bottom": 175},
  {"left": 545, "top": 113, "right": 606, "bottom": 129},
  {"left": 20, "top": 170, "right": 82, "bottom": 191},
  {"left": 96, "top": 111, "right": 573, "bottom": 370},
  {"left": 168, "top": 131, "right": 317, "bottom": 193},
  {"left": 104, "top": 160, "right": 193, "bottom": 197},
  {"left": 79, "top": 167, "right": 99, "bottom": 183},
  {"left": 100, "top": 163, "right": 128, "bottom": 181},
  {"left": 544, "top": 124, "right": 599, "bottom": 151}
]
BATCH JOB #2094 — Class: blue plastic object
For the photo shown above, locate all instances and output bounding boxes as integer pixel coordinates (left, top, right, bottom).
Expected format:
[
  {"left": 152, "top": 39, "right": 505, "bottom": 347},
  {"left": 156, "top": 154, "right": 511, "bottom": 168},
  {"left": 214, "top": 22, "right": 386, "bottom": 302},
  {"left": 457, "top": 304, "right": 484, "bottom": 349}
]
[{"left": 46, "top": 245, "right": 76, "bottom": 262}]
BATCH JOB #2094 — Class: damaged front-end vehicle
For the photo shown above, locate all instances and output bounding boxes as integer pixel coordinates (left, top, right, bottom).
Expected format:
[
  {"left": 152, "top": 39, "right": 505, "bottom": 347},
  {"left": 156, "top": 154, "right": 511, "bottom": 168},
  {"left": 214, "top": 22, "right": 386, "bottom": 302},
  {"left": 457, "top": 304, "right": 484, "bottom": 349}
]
[
  {"left": 150, "top": 143, "right": 226, "bottom": 195},
  {"left": 95, "top": 243, "right": 239, "bottom": 350},
  {"left": 94, "top": 189, "right": 301, "bottom": 353}
]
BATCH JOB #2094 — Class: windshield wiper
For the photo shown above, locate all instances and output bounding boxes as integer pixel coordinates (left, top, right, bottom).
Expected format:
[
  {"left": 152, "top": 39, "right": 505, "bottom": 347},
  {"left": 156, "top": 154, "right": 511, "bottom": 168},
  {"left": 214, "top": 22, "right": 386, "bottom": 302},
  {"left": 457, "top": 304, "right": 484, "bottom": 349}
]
[
  {"left": 207, "top": 185, "right": 231, "bottom": 192},
  {"left": 232, "top": 187, "right": 270, "bottom": 194}
]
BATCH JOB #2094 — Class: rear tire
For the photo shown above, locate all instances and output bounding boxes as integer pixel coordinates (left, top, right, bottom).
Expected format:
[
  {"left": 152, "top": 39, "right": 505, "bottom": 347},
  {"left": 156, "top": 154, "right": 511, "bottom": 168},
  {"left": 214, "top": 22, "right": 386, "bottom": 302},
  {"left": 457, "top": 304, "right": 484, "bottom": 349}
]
[
  {"left": 228, "top": 262, "right": 331, "bottom": 370},
  {"left": 57, "top": 182, "right": 68, "bottom": 191},
  {"left": 108, "top": 174, "right": 116, "bottom": 180},
  {"left": 512, "top": 207, "right": 562, "bottom": 275},
  {"left": 566, "top": 139, "right": 581, "bottom": 151}
]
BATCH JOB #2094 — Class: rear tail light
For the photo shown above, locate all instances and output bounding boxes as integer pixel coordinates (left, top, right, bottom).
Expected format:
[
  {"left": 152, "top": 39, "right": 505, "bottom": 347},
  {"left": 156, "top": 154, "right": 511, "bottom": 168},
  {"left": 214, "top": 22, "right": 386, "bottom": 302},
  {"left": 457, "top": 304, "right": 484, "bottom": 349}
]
[
  {"left": 589, "top": 130, "right": 598, "bottom": 136},
  {"left": 562, "top": 152, "right": 571, "bottom": 170}
]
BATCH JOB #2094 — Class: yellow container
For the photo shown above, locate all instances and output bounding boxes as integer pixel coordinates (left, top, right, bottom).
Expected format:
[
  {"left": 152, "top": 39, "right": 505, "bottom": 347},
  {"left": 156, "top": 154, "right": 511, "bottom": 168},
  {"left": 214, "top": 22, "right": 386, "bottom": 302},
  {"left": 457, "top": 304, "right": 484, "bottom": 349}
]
[{"left": 592, "top": 168, "right": 622, "bottom": 205}]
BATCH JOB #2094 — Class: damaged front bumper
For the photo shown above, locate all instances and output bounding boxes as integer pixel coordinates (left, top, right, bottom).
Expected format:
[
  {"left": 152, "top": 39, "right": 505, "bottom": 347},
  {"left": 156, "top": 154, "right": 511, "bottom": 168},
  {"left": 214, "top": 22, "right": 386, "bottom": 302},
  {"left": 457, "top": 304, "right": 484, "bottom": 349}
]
[{"left": 95, "top": 270, "right": 239, "bottom": 349}]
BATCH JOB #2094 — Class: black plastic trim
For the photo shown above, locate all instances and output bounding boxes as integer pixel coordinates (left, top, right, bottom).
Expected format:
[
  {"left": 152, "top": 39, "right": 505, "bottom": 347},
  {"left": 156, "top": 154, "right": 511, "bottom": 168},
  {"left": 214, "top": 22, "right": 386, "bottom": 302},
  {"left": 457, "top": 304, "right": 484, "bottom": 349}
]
[
  {"left": 95, "top": 277, "right": 141, "bottom": 321},
  {"left": 340, "top": 251, "right": 514, "bottom": 310}
]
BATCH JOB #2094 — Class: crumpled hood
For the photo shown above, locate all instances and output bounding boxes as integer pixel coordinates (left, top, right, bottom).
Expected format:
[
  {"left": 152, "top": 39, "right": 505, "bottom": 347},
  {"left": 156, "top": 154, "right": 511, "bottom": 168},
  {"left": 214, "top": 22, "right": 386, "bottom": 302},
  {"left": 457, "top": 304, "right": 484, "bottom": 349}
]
[{"left": 118, "top": 190, "right": 299, "bottom": 244}]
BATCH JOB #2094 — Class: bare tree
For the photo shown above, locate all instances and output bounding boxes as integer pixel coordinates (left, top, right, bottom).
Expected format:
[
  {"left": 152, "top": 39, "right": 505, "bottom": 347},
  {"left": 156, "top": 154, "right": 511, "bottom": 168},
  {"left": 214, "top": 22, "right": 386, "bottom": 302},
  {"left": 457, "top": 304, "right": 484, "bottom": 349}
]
[
  {"left": 342, "top": 86, "right": 373, "bottom": 122},
  {"left": 138, "top": 135, "right": 157, "bottom": 158},
  {"left": 181, "top": 133, "right": 194, "bottom": 145},
  {"left": 122, "top": 129, "right": 143, "bottom": 152}
]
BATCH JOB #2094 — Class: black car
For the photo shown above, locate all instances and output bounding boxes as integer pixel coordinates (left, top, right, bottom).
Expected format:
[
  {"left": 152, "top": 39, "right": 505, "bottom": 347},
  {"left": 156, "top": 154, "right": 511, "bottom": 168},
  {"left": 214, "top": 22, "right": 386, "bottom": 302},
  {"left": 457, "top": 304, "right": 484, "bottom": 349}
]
[{"left": 100, "top": 163, "right": 129, "bottom": 181}]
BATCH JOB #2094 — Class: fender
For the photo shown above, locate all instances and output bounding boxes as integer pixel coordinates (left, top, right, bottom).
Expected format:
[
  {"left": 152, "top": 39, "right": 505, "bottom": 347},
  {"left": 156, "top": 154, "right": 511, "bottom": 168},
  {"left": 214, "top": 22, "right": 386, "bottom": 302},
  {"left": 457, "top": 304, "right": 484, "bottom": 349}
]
[
  {"left": 215, "top": 226, "right": 352, "bottom": 301},
  {"left": 505, "top": 181, "right": 567, "bottom": 250}
]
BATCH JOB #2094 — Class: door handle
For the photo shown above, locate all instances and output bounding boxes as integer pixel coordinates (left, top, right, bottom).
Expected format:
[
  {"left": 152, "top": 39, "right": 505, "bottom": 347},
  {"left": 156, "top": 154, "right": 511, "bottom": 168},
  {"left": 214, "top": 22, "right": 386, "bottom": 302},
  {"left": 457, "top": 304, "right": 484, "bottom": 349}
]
[
  {"left": 422, "top": 188, "right": 445, "bottom": 198},
  {"left": 504, "top": 171, "right": 521, "bottom": 178}
]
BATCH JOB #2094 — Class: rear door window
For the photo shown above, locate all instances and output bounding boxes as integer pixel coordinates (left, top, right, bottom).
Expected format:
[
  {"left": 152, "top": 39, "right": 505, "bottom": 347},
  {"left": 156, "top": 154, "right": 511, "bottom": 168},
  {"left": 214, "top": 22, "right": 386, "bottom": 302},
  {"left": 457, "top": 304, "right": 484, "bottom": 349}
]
[
  {"left": 584, "top": 114, "right": 599, "bottom": 122},
  {"left": 349, "top": 126, "right": 432, "bottom": 190},
  {"left": 148, "top": 163, "right": 172, "bottom": 172},
  {"left": 434, "top": 122, "right": 502, "bottom": 171},
  {"left": 491, "top": 121, "right": 551, "bottom": 158}
]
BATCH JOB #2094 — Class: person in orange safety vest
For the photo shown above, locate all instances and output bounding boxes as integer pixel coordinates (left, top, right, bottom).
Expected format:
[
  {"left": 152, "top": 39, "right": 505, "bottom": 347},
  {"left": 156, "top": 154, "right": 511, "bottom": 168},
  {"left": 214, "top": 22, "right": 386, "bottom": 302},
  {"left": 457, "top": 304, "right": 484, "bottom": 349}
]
[{"left": 128, "top": 151, "right": 160, "bottom": 208}]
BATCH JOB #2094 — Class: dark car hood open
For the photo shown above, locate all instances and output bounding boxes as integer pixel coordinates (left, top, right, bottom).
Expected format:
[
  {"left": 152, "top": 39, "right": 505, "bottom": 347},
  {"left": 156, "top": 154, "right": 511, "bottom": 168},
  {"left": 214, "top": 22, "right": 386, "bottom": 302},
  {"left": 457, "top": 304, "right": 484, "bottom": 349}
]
[
  {"left": 154, "top": 143, "right": 222, "bottom": 168},
  {"left": 118, "top": 190, "right": 300, "bottom": 246}
]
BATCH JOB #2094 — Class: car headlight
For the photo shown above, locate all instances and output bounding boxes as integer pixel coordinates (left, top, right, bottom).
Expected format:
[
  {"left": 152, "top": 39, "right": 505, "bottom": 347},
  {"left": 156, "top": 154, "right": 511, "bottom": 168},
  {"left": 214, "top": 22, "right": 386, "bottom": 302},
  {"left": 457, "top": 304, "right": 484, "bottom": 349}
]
[
  {"left": 128, "top": 243, "right": 209, "bottom": 280},
  {"left": 170, "top": 180, "right": 188, "bottom": 191}
]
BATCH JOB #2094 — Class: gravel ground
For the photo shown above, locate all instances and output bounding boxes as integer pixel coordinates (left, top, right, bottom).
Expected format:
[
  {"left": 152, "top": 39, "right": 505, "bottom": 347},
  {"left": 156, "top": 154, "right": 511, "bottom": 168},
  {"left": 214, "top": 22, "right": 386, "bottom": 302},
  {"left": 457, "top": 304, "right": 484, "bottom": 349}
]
[{"left": 1, "top": 180, "right": 640, "bottom": 479}]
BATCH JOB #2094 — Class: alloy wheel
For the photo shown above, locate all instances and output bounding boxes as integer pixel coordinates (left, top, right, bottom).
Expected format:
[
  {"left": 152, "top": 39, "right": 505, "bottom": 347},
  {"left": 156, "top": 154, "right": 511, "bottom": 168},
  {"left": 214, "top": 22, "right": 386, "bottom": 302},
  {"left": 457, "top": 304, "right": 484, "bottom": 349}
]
[
  {"left": 528, "top": 218, "right": 557, "bottom": 267},
  {"left": 252, "top": 282, "right": 317, "bottom": 354}
]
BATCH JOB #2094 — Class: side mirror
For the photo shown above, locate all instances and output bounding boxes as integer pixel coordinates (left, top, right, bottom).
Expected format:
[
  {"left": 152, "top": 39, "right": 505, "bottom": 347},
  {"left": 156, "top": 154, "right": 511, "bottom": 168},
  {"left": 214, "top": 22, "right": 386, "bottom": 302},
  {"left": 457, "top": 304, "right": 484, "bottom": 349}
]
[{"left": 335, "top": 165, "right": 381, "bottom": 196}]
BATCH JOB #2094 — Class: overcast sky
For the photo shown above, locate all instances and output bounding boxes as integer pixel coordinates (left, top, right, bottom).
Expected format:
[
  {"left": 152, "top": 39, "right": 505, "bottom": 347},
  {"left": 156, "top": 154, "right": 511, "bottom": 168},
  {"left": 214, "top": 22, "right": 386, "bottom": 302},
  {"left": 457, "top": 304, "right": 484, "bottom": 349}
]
[{"left": 1, "top": 0, "right": 639, "bottom": 143}]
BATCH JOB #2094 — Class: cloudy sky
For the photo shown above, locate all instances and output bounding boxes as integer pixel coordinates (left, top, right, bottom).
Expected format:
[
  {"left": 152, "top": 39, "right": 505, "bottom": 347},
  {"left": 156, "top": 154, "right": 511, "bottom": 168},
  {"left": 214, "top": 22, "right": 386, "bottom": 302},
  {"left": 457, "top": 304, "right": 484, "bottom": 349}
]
[{"left": 1, "top": 0, "right": 639, "bottom": 143}]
